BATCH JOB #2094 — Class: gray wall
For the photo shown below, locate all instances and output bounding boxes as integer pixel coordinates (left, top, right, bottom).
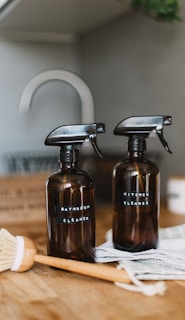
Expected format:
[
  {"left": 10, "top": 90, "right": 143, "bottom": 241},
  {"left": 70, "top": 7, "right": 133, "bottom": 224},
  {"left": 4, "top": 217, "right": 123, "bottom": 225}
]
[
  {"left": 80, "top": 5, "right": 185, "bottom": 196},
  {"left": 1, "top": 5, "right": 185, "bottom": 198}
]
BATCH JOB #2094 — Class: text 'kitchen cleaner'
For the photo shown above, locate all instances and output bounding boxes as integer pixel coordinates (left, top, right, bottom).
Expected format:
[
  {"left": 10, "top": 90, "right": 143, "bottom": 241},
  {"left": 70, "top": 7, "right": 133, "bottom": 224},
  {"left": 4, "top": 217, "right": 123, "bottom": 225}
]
[{"left": 112, "top": 116, "right": 172, "bottom": 252}]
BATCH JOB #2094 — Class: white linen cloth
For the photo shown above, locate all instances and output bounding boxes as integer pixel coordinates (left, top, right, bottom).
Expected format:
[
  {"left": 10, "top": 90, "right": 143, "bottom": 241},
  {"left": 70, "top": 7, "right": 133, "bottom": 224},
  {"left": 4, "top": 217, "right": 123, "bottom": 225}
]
[{"left": 95, "top": 224, "right": 185, "bottom": 280}]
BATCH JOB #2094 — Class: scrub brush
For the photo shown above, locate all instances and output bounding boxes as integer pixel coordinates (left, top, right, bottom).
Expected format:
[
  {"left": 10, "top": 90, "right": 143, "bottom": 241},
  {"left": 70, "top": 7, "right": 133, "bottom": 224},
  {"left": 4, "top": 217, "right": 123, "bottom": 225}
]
[
  {"left": 0, "top": 228, "right": 130, "bottom": 283},
  {"left": 0, "top": 228, "right": 167, "bottom": 296}
]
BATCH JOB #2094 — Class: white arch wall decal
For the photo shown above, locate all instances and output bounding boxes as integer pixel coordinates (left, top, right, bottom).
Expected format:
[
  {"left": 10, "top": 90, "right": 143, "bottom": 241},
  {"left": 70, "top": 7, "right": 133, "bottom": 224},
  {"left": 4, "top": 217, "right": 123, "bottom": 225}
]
[{"left": 19, "top": 69, "right": 95, "bottom": 123}]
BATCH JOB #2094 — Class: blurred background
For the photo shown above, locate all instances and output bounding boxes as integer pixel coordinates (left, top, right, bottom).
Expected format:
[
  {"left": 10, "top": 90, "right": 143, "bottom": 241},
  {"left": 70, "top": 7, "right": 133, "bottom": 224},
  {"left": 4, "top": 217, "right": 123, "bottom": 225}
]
[{"left": 0, "top": 0, "right": 184, "bottom": 202}]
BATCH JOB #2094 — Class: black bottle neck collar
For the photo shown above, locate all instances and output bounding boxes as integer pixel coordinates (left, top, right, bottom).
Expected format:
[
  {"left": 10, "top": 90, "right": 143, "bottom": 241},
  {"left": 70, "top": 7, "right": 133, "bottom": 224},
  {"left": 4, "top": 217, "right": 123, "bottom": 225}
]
[
  {"left": 59, "top": 148, "right": 79, "bottom": 163},
  {"left": 128, "top": 138, "right": 146, "bottom": 153}
]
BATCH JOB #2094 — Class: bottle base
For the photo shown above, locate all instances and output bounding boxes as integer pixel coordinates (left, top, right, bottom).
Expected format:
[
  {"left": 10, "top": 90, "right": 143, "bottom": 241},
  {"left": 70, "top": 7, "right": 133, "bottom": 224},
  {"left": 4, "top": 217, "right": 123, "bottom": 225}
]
[
  {"left": 47, "top": 249, "right": 95, "bottom": 263},
  {"left": 113, "top": 241, "right": 158, "bottom": 252}
]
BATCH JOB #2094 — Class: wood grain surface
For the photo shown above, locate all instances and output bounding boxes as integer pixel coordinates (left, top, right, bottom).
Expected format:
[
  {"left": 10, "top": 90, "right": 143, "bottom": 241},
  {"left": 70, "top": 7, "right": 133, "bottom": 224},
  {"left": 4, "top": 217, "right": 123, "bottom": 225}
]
[{"left": 1, "top": 174, "right": 185, "bottom": 320}]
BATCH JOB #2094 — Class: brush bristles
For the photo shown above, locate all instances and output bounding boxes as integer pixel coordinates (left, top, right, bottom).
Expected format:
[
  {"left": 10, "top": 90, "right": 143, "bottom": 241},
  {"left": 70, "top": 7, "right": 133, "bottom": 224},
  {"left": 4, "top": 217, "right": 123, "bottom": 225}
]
[{"left": 0, "top": 228, "right": 18, "bottom": 272}]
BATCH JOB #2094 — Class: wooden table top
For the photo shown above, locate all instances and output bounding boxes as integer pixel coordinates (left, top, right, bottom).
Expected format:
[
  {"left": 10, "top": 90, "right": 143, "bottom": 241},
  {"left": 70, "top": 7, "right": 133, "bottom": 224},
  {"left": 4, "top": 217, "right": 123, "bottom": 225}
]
[{"left": 1, "top": 174, "right": 185, "bottom": 320}]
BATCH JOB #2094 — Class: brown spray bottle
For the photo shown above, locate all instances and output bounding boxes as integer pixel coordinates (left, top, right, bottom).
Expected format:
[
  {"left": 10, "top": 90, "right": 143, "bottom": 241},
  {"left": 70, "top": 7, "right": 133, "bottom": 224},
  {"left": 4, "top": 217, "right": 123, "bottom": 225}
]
[
  {"left": 45, "top": 123, "right": 105, "bottom": 262},
  {"left": 112, "top": 116, "right": 172, "bottom": 252}
]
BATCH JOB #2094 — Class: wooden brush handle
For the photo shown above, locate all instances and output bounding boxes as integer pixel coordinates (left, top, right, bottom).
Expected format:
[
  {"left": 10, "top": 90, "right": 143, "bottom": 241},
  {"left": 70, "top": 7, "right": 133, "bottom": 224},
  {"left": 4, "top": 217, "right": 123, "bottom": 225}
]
[
  {"left": 34, "top": 254, "right": 130, "bottom": 284},
  {"left": 17, "top": 237, "right": 130, "bottom": 284}
]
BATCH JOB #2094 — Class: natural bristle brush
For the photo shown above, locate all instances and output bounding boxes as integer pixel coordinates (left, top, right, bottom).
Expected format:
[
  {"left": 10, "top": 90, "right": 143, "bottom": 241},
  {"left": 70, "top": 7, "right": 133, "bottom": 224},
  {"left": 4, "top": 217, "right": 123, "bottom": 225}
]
[
  {"left": 0, "top": 228, "right": 167, "bottom": 296},
  {"left": 0, "top": 228, "right": 130, "bottom": 283}
]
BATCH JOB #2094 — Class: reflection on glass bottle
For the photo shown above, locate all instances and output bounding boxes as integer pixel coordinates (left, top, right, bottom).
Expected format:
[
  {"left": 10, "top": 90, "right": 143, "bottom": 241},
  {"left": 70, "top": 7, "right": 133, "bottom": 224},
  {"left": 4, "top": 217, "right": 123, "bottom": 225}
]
[
  {"left": 112, "top": 116, "right": 172, "bottom": 252},
  {"left": 113, "top": 146, "right": 159, "bottom": 252},
  {"left": 46, "top": 149, "right": 95, "bottom": 262},
  {"left": 45, "top": 124, "right": 105, "bottom": 262}
]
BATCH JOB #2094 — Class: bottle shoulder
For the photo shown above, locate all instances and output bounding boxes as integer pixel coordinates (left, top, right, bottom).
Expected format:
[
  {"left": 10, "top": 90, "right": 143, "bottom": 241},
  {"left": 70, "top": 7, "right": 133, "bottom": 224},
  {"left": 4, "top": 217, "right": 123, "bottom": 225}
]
[
  {"left": 114, "top": 158, "right": 159, "bottom": 174},
  {"left": 47, "top": 169, "right": 93, "bottom": 185}
]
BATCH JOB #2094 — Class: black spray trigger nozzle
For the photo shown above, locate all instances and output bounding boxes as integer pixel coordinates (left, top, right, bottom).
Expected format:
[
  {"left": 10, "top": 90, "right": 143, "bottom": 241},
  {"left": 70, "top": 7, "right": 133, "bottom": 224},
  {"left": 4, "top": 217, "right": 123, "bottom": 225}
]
[
  {"left": 114, "top": 115, "right": 172, "bottom": 154},
  {"left": 45, "top": 123, "right": 105, "bottom": 160}
]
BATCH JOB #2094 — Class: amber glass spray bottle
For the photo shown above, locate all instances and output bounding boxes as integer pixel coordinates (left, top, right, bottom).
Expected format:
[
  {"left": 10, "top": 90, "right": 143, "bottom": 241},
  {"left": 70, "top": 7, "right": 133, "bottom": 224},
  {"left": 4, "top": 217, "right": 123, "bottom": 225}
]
[
  {"left": 112, "top": 116, "right": 172, "bottom": 252},
  {"left": 45, "top": 123, "right": 105, "bottom": 262}
]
